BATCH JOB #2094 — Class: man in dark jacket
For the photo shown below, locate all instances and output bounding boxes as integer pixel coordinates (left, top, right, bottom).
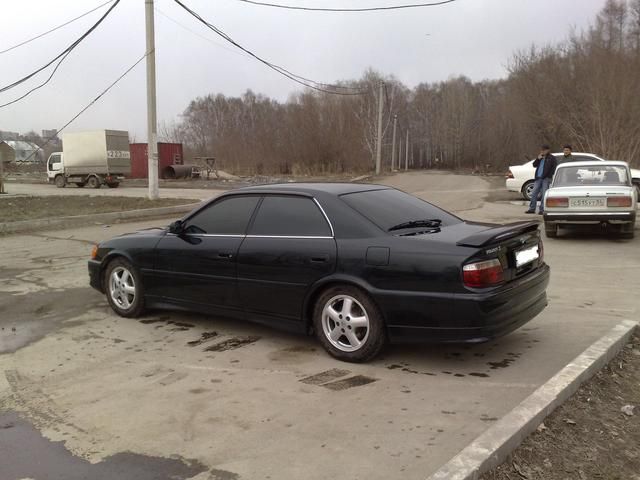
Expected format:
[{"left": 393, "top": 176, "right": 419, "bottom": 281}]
[{"left": 526, "top": 144, "right": 557, "bottom": 214}]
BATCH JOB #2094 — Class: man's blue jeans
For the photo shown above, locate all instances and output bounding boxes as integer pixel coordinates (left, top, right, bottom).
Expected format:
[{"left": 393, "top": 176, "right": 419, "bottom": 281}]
[{"left": 528, "top": 178, "right": 550, "bottom": 212}]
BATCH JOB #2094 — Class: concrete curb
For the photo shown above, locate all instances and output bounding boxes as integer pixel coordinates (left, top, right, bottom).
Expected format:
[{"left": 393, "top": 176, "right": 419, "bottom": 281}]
[
  {"left": 0, "top": 202, "right": 201, "bottom": 235},
  {"left": 428, "top": 319, "right": 638, "bottom": 480}
]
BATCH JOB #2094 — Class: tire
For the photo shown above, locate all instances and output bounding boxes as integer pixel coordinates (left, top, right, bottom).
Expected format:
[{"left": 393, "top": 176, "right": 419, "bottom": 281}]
[
  {"left": 104, "top": 258, "right": 145, "bottom": 318},
  {"left": 313, "top": 285, "right": 386, "bottom": 362},
  {"left": 54, "top": 175, "right": 66, "bottom": 188},
  {"left": 521, "top": 180, "right": 535, "bottom": 201},
  {"left": 544, "top": 221, "right": 558, "bottom": 238},
  {"left": 75, "top": 182, "right": 85, "bottom": 188},
  {"left": 620, "top": 222, "right": 635, "bottom": 239},
  {"left": 87, "top": 176, "right": 101, "bottom": 189},
  {"left": 106, "top": 182, "right": 119, "bottom": 188}
]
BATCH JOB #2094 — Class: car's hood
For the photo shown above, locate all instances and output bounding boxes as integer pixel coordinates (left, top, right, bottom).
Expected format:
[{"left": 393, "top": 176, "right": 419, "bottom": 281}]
[
  {"left": 113, "top": 227, "right": 168, "bottom": 239},
  {"left": 547, "top": 185, "right": 634, "bottom": 197}
]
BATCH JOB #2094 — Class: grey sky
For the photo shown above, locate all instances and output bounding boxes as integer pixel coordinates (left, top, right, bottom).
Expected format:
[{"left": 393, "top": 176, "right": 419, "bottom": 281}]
[{"left": 0, "top": 0, "right": 606, "bottom": 141}]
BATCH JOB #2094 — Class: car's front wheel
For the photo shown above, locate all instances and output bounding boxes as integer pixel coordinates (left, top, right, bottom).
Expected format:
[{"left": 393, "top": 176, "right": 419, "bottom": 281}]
[
  {"left": 522, "top": 181, "right": 535, "bottom": 201},
  {"left": 313, "top": 285, "right": 386, "bottom": 362},
  {"left": 104, "top": 258, "right": 145, "bottom": 317}
]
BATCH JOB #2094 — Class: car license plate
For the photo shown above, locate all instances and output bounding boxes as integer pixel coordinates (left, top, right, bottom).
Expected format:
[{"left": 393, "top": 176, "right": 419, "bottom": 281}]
[
  {"left": 515, "top": 245, "right": 539, "bottom": 268},
  {"left": 569, "top": 197, "right": 605, "bottom": 208}
]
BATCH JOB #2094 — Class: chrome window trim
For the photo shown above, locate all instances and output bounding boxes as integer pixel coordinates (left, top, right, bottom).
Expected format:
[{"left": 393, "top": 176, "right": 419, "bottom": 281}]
[
  {"left": 312, "top": 197, "right": 335, "bottom": 237},
  {"left": 246, "top": 235, "right": 334, "bottom": 240}
]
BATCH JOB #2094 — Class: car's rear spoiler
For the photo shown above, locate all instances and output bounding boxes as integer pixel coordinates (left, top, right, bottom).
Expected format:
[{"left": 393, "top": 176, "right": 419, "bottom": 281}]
[{"left": 456, "top": 221, "right": 540, "bottom": 248}]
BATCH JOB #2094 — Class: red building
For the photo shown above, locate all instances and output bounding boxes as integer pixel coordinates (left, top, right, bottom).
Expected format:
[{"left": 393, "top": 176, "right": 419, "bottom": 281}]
[{"left": 129, "top": 143, "right": 183, "bottom": 179}]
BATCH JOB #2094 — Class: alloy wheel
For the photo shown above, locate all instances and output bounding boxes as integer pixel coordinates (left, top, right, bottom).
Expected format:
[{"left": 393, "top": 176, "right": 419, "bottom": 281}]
[
  {"left": 321, "top": 295, "right": 370, "bottom": 352},
  {"left": 109, "top": 266, "right": 136, "bottom": 310}
]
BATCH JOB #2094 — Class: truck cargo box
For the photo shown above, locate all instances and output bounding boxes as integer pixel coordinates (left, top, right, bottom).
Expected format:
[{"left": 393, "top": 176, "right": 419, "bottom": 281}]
[{"left": 62, "top": 130, "right": 131, "bottom": 176}]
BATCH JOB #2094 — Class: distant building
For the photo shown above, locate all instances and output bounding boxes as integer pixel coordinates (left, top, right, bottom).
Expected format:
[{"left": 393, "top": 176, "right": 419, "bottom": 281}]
[
  {"left": 42, "top": 129, "right": 58, "bottom": 140},
  {"left": 0, "top": 131, "right": 19, "bottom": 141},
  {"left": 0, "top": 140, "right": 43, "bottom": 163}
]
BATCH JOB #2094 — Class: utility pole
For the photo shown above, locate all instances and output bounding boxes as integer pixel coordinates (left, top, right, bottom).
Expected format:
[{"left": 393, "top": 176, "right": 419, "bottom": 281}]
[
  {"left": 405, "top": 130, "right": 409, "bottom": 171},
  {"left": 145, "top": 0, "right": 159, "bottom": 200},
  {"left": 375, "top": 82, "right": 383, "bottom": 175},
  {"left": 391, "top": 115, "right": 397, "bottom": 171}
]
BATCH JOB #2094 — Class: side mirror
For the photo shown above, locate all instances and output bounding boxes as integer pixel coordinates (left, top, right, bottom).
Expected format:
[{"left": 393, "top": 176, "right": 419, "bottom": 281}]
[{"left": 168, "top": 220, "right": 184, "bottom": 234}]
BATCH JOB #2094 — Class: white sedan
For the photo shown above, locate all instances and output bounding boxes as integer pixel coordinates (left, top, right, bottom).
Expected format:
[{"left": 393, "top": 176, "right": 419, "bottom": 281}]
[
  {"left": 543, "top": 161, "right": 637, "bottom": 238},
  {"left": 506, "top": 152, "right": 640, "bottom": 200}
]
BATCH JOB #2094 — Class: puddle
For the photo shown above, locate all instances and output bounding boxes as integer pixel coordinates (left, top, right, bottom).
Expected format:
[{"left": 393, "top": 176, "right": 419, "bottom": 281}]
[
  {"left": 0, "top": 411, "right": 208, "bottom": 480},
  {"left": 0, "top": 288, "right": 103, "bottom": 354}
]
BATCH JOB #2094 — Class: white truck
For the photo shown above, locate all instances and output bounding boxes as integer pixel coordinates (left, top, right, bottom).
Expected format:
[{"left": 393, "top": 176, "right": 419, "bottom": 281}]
[{"left": 47, "top": 130, "right": 131, "bottom": 188}]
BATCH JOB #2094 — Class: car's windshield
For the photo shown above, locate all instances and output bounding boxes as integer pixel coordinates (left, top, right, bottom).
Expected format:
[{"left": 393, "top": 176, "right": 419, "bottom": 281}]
[
  {"left": 553, "top": 165, "right": 631, "bottom": 187},
  {"left": 340, "top": 188, "right": 461, "bottom": 232}
]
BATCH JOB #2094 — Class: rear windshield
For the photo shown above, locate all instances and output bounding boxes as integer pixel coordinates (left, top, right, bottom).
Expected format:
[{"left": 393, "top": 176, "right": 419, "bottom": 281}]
[
  {"left": 340, "top": 188, "right": 461, "bottom": 231},
  {"left": 553, "top": 165, "right": 631, "bottom": 187}
]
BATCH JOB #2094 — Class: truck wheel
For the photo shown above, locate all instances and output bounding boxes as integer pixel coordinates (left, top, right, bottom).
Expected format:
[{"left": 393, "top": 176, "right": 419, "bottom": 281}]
[
  {"left": 54, "top": 175, "right": 66, "bottom": 188},
  {"left": 87, "top": 176, "right": 101, "bottom": 189},
  {"left": 106, "top": 182, "right": 119, "bottom": 188}
]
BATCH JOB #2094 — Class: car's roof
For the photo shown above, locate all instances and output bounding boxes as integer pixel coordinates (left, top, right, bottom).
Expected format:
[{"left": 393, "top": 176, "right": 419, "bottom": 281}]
[
  {"left": 556, "top": 160, "right": 629, "bottom": 168},
  {"left": 229, "top": 182, "right": 389, "bottom": 196},
  {"left": 552, "top": 152, "right": 600, "bottom": 157}
]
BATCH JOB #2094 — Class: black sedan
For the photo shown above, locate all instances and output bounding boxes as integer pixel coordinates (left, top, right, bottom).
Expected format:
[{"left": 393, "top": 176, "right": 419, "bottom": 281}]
[{"left": 88, "top": 183, "right": 550, "bottom": 362}]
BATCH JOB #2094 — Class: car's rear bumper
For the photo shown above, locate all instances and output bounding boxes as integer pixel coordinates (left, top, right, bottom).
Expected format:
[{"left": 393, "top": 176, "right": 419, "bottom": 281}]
[
  {"left": 386, "top": 264, "right": 550, "bottom": 343},
  {"left": 543, "top": 211, "right": 636, "bottom": 224},
  {"left": 506, "top": 178, "right": 523, "bottom": 192},
  {"left": 88, "top": 260, "right": 103, "bottom": 293}
]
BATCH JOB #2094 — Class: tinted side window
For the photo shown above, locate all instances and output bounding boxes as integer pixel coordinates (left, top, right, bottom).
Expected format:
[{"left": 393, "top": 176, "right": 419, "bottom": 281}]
[
  {"left": 185, "top": 196, "right": 259, "bottom": 234},
  {"left": 249, "top": 196, "right": 332, "bottom": 237}
]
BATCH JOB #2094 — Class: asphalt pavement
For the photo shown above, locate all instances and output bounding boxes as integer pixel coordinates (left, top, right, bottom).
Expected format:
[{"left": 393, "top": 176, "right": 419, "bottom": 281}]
[{"left": 1, "top": 171, "right": 638, "bottom": 480}]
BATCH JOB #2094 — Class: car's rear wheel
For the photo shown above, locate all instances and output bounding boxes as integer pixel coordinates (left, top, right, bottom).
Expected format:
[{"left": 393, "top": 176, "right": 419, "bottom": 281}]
[
  {"left": 522, "top": 181, "right": 535, "bottom": 201},
  {"left": 544, "top": 221, "right": 558, "bottom": 238},
  {"left": 313, "top": 285, "right": 386, "bottom": 362},
  {"left": 104, "top": 258, "right": 145, "bottom": 317},
  {"left": 620, "top": 222, "right": 635, "bottom": 239}
]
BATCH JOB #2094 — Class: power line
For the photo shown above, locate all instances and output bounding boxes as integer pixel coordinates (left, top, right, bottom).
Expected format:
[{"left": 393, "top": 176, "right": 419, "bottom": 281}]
[
  {"left": 0, "top": 0, "right": 116, "bottom": 55},
  {"left": 172, "top": 0, "right": 367, "bottom": 95},
  {"left": 21, "top": 53, "right": 147, "bottom": 163},
  {"left": 155, "top": 6, "right": 249, "bottom": 60},
  {"left": 0, "top": 0, "right": 121, "bottom": 95},
  {"left": 0, "top": 50, "right": 73, "bottom": 109},
  {"left": 234, "top": 0, "right": 458, "bottom": 12}
]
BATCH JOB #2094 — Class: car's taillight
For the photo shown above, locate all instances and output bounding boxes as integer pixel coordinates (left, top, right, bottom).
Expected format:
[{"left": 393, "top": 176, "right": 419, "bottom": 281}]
[
  {"left": 505, "top": 170, "right": 514, "bottom": 179},
  {"left": 546, "top": 197, "right": 569, "bottom": 208},
  {"left": 607, "top": 196, "right": 632, "bottom": 207},
  {"left": 463, "top": 259, "right": 504, "bottom": 288}
]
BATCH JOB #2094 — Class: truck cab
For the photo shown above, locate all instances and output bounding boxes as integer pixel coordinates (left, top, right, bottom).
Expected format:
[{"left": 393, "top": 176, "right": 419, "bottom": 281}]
[{"left": 47, "top": 153, "right": 65, "bottom": 187}]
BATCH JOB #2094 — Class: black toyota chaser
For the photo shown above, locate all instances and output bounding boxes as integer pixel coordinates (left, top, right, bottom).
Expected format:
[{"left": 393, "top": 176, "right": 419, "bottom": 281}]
[{"left": 88, "top": 183, "right": 550, "bottom": 362}]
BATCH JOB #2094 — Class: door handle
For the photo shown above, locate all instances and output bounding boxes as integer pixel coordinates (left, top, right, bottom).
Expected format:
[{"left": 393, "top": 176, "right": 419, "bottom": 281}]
[
  {"left": 310, "top": 255, "right": 329, "bottom": 263},
  {"left": 218, "top": 252, "right": 234, "bottom": 259}
]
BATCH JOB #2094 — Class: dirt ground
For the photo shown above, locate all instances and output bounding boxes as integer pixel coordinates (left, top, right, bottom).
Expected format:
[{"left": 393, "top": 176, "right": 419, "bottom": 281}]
[
  {"left": 0, "top": 196, "right": 197, "bottom": 222},
  {"left": 481, "top": 333, "right": 640, "bottom": 480}
]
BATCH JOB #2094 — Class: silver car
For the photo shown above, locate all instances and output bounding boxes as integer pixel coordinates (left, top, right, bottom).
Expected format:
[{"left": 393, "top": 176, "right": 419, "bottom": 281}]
[{"left": 543, "top": 161, "right": 637, "bottom": 238}]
